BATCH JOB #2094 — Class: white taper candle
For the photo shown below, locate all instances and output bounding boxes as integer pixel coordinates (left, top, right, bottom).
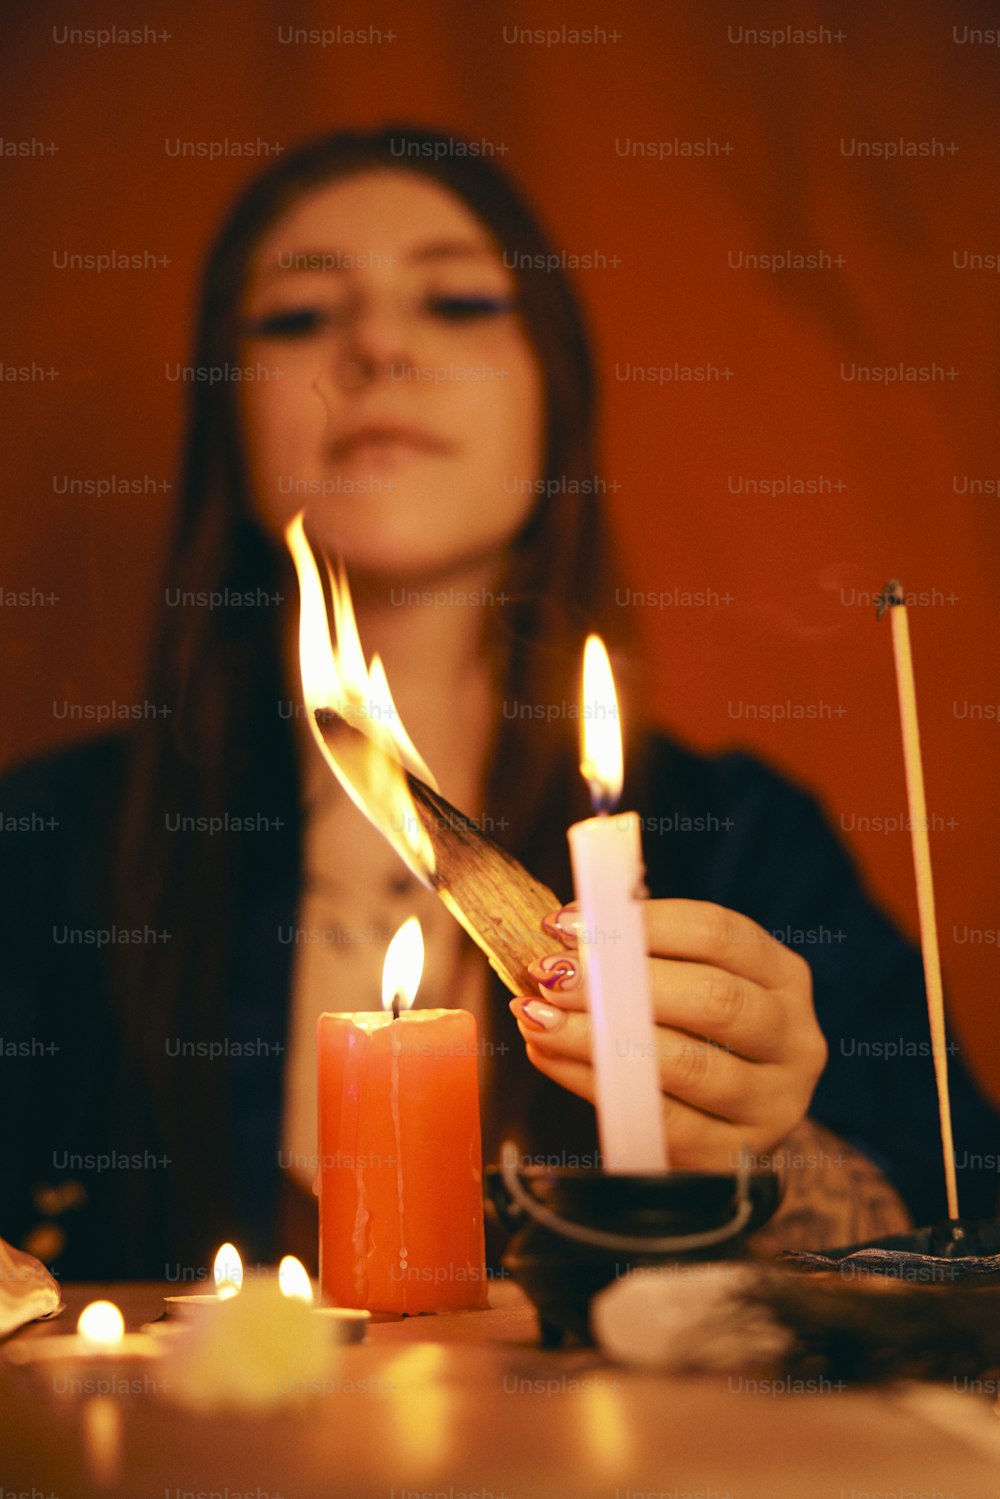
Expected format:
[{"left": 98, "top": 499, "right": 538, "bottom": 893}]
[{"left": 568, "top": 636, "right": 669, "bottom": 1174}]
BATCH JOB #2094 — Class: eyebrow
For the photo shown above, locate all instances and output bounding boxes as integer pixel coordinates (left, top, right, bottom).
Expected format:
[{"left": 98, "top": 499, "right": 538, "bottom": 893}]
[
  {"left": 258, "top": 238, "right": 501, "bottom": 279},
  {"left": 408, "top": 239, "right": 498, "bottom": 264}
]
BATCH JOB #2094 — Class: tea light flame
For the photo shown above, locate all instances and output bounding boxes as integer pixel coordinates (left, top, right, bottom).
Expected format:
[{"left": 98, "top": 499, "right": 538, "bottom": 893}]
[
  {"left": 580, "top": 635, "right": 623, "bottom": 811},
  {"left": 213, "top": 1242, "right": 243, "bottom": 1295},
  {"left": 278, "top": 1255, "right": 314, "bottom": 1304},
  {"left": 382, "top": 916, "right": 424, "bottom": 1014},
  {"left": 77, "top": 1300, "right": 125, "bottom": 1347}
]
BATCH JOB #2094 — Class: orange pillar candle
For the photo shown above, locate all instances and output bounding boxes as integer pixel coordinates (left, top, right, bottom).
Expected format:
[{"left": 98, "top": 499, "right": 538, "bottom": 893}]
[{"left": 317, "top": 918, "right": 487, "bottom": 1313}]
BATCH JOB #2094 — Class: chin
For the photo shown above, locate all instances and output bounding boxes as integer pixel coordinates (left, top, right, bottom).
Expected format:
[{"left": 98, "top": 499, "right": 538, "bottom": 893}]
[
  {"left": 298, "top": 499, "right": 522, "bottom": 588},
  {"left": 332, "top": 536, "right": 500, "bottom": 590}
]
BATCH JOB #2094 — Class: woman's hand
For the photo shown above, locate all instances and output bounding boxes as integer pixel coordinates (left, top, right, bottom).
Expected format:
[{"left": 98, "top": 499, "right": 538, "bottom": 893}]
[{"left": 510, "top": 898, "right": 828, "bottom": 1173}]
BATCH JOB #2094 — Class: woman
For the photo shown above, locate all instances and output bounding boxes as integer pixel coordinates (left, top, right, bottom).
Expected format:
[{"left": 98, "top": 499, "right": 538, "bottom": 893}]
[{"left": 2, "top": 126, "right": 996, "bottom": 1279}]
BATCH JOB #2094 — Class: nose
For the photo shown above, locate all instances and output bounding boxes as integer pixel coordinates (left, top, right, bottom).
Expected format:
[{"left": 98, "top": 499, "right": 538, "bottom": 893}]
[{"left": 334, "top": 291, "right": 412, "bottom": 390}]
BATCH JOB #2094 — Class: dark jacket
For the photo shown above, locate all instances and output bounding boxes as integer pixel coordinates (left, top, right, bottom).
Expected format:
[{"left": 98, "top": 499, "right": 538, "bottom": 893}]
[{"left": 1, "top": 731, "right": 997, "bottom": 1279}]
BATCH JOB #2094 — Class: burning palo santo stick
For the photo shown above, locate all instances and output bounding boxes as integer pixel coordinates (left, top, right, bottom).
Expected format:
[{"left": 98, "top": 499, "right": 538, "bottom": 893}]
[
  {"left": 314, "top": 707, "right": 559, "bottom": 994},
  {"left": 285, "top": 513, "right": 560, "bottom": 995},
  {"left": 876, "top": 579, "right": 959, "bottom": 1219}
]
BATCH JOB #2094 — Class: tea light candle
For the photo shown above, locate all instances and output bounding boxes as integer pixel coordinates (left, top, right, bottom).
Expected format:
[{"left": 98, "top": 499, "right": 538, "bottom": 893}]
[
  {"left": 4, "top": 1298, "right": 161, "bottom": 1370},
  {"left": 278, "top": 1254, "right": 370, "bottom": 1343},
  {"left": 163, "top": 1241, "right": 244, "bottom": 1320}
]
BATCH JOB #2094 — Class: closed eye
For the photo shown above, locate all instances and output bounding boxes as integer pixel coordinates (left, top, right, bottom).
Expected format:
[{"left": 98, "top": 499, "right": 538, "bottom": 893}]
[
  {"left": 240, "top": 292, "right": 517, "bottom": 338},
  {"left": 240, "top": 307, "right": 333, "bottom": 339},
  {"left": 426, "top": 293, "right": 517, "bottom": 321}
]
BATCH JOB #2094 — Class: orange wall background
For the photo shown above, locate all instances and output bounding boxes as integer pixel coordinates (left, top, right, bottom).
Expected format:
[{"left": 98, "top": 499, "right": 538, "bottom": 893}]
[{"left": 2, "top": 0, "right": 998, "bottom": 1099}]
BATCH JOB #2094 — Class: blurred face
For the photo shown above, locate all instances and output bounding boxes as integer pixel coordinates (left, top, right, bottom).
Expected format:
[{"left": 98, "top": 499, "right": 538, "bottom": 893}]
[{"left": 237, "top": 170, "right": 545, "bottom": 581}]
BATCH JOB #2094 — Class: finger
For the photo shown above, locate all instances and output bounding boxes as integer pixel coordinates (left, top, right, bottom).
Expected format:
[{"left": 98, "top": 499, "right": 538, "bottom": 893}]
[
  {"left": 656, "top": 1029, "right": 777, "bottom": 1126},
  {"left": 513, "top": 1000, "right": 777, "bottom": 1127},
  {"left": 522, "top": 1043, "right": 769, "bottom": 1174},
  {"left": 539, "top": 897, "right": 808, "bottom": 992},
  {"left": 659, "top": 1093, "right": 769, "bottom": 1174},
  {"left": 523, "top": 1043, "right": 594, "bottom": 1105},
  {"left": 540, "top": 900, "right": 582, "bottom": 949},
  {"left": 648, "top": 959, "right": 786, "bottom": 1063},
  {"left": 523, "top": 950, "right": 789, "bottom": 1059},
  {"left": 642, "top": 899, "right": 804, "bottom": 988},
  {"left": 510, "top": 996, "right": 570, "bottom": 1034},
  {"left": 525, "top": 952, "right": 587, "bottom": 1011}
]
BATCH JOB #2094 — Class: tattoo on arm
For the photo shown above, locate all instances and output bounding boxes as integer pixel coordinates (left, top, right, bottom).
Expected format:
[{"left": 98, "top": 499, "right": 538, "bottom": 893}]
[{"left": 746, "top": 1117, "right": 912, "bottom": 1257}]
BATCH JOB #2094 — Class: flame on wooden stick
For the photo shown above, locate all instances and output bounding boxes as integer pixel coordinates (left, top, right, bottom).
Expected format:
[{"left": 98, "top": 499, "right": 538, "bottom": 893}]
[{"left": 285, "top": 514, "right": 559, "bottom": 994}]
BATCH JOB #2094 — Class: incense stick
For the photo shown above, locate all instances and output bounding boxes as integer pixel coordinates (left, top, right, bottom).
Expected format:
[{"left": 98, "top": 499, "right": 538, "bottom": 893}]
[
  {"left": 315, "top": 708, "right": 561, "bottom": 995},
  {"left": 878, "top": 580, "right": 959, "bottom": 1219}
]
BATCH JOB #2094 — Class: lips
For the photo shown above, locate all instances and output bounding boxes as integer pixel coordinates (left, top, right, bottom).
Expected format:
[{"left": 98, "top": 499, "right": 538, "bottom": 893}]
[{"left": 330, "top": 423, "right": 453, "bottom": 461}]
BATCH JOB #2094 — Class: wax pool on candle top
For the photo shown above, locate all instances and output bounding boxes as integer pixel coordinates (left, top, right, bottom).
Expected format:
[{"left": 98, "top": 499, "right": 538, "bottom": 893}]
[{"left": 317, "top": 1007, "right": 486, "bottom": 1313}]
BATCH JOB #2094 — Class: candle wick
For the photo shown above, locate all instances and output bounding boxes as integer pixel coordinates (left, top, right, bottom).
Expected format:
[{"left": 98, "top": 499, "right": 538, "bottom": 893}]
[
  {"left": 391, "top": 994, "right": 401, "bottom": 1021},
  {"left": 587, "top": 778, "right": 617, "bottom": 816}
]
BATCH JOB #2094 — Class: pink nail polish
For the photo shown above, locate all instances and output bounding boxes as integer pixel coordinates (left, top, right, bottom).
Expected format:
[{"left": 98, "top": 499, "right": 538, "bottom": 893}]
[
  {"left": 518, "top": 998, "right": 564, "bottom": 1031},
  {"left": 541, "top": 902, "right": 583, "bottom": 947},
  {"left": 527, "top": 953, "right": 580, "bottom": 994}
]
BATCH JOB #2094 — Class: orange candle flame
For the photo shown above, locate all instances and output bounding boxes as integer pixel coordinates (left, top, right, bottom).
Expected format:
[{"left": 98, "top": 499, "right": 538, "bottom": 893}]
[
  {"left": 382, "top": 916, "right": 424, "bottom": 1014},
  {"left": 580, "top": 634, "right": 623, "bottom": 811},
  {"left": 284, "top": 514, "right": 437, "bottom": 884}
]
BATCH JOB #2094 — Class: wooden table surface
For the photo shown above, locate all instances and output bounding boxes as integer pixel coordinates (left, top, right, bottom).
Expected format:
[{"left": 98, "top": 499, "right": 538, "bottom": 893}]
[{"left": 2, "top": 1280, "right": 1000, "bottom": 1499}]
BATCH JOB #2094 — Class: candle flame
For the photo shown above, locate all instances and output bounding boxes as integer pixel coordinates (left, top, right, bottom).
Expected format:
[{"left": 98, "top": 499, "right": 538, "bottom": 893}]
[
  {"left": 580, "top": 634, "right": 623, "bottom": 810},
  {"left": 382, "top": 915, "right": 424, "bottom": 1012},
  {"left": 278, "top": 1255, "right": 315, "bottom": 1304},
  {"left": 77, "top": 1300, "right": 125, "bottom": 1346},
  {"left": 285, "top": 513, "right": 437, "bottom": 884},
  {"left": 213, "top": 1242, "right": 243, "bottom": 1295}
]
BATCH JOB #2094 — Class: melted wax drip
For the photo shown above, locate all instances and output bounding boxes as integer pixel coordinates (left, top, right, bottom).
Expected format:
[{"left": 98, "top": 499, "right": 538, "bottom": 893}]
[{"left": 390, "top": 1020, "right": 408, "bottom": 1310}]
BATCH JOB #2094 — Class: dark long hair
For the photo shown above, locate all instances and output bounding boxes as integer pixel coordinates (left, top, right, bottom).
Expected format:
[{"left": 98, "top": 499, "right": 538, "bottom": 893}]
[{"left": 109, "top": 125, "right": 639, "bottom": 1271}]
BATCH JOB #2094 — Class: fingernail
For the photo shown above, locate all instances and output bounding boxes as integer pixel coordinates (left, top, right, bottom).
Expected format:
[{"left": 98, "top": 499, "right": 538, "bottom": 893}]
[
  {"left": 527, "top": 953, "right": 580, "bottom": 994},
  {"left": 541, "top": 902, "right": 583, "bottom": 946},
  {"left": 510, "top": 997, "right": 566, "bottom": 1032}
]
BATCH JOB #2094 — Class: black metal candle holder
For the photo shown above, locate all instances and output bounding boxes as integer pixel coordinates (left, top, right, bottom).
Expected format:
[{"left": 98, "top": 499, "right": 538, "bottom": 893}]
[{"left": 486, "top": 1145, "right": 782, "bottom": 1347}]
